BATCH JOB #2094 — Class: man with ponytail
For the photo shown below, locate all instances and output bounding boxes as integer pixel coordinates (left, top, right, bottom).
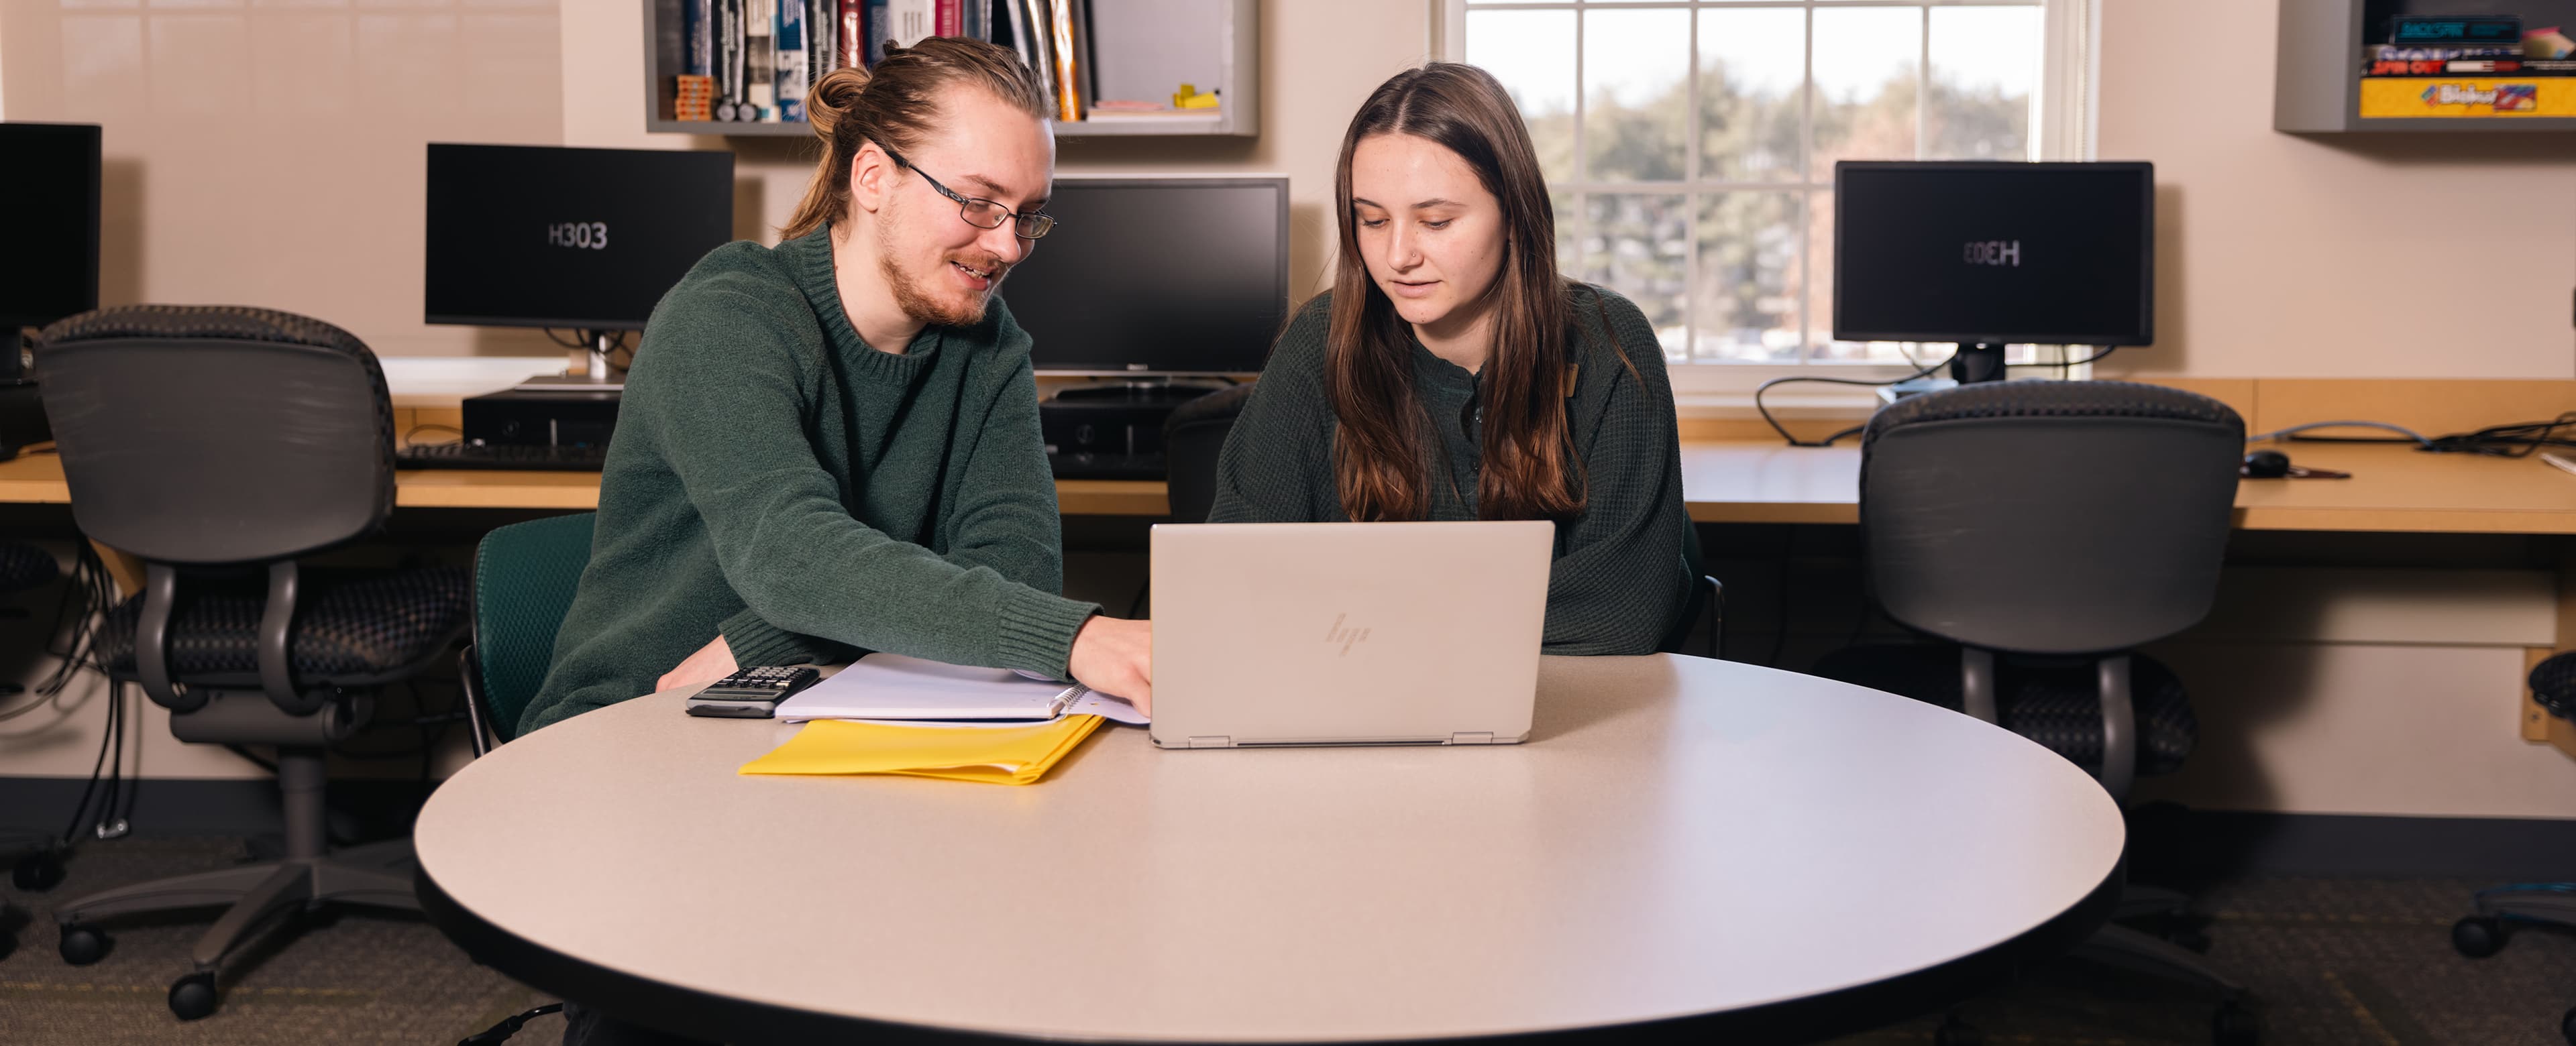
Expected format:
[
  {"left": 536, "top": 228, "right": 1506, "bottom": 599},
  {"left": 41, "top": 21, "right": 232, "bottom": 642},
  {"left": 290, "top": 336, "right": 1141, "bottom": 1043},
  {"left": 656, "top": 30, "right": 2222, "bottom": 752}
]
[
  {"left": 1210, "top": 64, "right": 1690, "bottom": 654},
  {"left": 523, "top": 36, "right": 1150, "bottom": 761}
]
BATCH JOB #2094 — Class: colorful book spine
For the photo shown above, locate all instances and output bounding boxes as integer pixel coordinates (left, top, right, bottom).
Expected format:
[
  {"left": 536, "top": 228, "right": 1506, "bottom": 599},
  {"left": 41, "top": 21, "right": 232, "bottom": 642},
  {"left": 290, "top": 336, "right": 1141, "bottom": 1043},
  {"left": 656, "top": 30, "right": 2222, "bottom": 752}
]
[
  {"left": 2390, "top": 14, "right": 2522, "bottom": 47},
  {"left": 838, "top": 0, "right": 865, "bottom": 69},
  {"left": 2365, "top": 44, "right": 2522, "bottom": 62},
  {"left": 747, "top": 0, "right": 777, "bottom": 119},
  {"left": 777, "top": 0, "right": 808, "bottom": 121},
  {"left": 936, "top": 0, "right": 961, "bottom": 38},
  {"left": 716, "top": 0, "right": 747, "bottom": 120},
  {"left": 808, "top": 0, "right": 834, "bottom": 80},
  {"left": 1046, "top": 0, "right": 1079, "bottom": 120},
  {"left": 886, "top": 0, "right": 932, "bottom": 49},
  {"left": 1020, "top": 0, "right": 1055, "bottom": 101},
  {"left": 683, "top": 0, "right": 714, "bottom": 76},
  {"left": 864, "top": 0, "right": 888, "bottom": 66},
  {"left": 2369, "top": 58, "right": 2576, "bottom": 76}
]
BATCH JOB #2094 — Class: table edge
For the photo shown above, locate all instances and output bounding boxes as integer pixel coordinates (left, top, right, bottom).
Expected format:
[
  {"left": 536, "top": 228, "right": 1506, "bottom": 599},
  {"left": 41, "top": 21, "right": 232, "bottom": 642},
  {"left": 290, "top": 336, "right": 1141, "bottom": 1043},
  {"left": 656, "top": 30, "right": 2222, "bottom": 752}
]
[{"left": 417, "top": 857, "right": 2121, "bottom": 1046}]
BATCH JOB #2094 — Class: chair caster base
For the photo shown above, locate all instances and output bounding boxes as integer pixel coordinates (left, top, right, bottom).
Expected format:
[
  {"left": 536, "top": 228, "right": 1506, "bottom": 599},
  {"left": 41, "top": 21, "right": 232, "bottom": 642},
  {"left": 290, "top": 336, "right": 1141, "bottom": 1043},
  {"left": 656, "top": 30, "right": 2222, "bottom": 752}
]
[
  {"left": 58, "top": 923, "right": 109, "bottom": 966},
  {"left": 168, "top": 971, "right": 219, "bottom": 1021},
  {"left": 2452, "top": 915, "right": 2506, "bottom": 958},
  {"left": 11, "top": 850, "right": 64, "bottom": 892}
]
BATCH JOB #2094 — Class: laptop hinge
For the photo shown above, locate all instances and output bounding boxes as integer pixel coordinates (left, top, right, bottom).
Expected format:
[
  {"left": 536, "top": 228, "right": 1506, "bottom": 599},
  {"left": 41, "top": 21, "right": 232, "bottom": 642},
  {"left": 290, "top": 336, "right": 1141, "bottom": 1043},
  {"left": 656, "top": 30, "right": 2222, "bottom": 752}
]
[
  {"left": 1187, "top": 736, "right": 1234, "bottom": 749},
  {"left": 1450, "top": 732, "right": 1495, "bottom": 746}
]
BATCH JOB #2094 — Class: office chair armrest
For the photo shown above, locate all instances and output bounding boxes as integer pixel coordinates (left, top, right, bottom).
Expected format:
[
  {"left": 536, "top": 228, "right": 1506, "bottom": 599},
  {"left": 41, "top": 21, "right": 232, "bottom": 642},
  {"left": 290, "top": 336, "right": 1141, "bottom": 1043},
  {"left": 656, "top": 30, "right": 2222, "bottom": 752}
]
[
  {"left": 135, "top": 562, "right": 200, "bottom": 712},
  {"left": 258, "top": 561, "right": 328, "bottom": 716}
]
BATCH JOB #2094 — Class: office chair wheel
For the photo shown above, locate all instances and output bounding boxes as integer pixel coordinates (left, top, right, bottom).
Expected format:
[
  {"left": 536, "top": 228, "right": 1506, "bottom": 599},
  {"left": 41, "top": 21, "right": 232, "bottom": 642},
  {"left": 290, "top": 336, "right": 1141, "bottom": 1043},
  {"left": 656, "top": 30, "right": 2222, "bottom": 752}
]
[
  {"left": 11, "top": 849, "right": 64, "bottom": 891},
  {"left": 2452, "top": 915, "right": 2507, "bottom": 958},
  {"left": 57, "top": 923, "right": 109, "bottom": 966},
  {"left": 1932, "top": 1012, "right": 1984, "bottom": 1046},
  {"left": 2559, "top": 1004, "right": 2575, "bottom": 1046},
  {"left": 168, "top": 971, "right": 219, "bottom": 1020},
  {"left": 2211, "top": 1000, "right": 2259, "bottom": 1046}
]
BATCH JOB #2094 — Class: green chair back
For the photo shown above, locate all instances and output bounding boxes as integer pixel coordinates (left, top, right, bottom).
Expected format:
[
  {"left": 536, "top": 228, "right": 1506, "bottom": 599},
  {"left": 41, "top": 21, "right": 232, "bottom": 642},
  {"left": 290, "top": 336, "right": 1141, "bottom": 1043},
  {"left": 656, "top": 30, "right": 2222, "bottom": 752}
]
[{"left": 469, "top": 512, "right": 595, "bottom": 744}]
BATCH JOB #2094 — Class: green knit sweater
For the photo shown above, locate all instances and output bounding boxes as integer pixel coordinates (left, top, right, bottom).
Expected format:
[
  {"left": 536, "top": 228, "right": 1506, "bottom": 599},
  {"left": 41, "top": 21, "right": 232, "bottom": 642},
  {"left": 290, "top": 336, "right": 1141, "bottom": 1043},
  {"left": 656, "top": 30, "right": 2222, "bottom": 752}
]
[
  {"left": 1208, "top": 286, "right": 1690, "bottom": 655},
  {"left": 520, "top": 227, "right": 1100, "bottom": 736}
]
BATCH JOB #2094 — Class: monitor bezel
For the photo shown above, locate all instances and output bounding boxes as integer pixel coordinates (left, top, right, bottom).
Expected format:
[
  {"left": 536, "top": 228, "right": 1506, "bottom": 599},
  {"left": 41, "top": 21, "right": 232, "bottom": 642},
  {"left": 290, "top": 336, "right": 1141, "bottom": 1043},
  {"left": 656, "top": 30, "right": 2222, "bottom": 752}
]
[
  {"left": 1016, "top": 174, "right": 1291, "bottom": 377},
  {"left": 421, "top": 142, "right": 736, "bottom": 332},
  {"left": 0, "top": 121, "right": 103, "bottom": 331},
  {"left": 1831, "top": 160, "right": 2155, "bottom": 348}
]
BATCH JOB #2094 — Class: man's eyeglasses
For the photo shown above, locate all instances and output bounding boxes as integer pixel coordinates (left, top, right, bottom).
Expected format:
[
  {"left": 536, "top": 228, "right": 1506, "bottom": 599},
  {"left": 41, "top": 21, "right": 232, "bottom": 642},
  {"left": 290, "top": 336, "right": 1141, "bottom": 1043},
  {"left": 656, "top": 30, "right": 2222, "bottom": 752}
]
[{"left": 878, "top": 143, "right": 1055, "bottom": 240}]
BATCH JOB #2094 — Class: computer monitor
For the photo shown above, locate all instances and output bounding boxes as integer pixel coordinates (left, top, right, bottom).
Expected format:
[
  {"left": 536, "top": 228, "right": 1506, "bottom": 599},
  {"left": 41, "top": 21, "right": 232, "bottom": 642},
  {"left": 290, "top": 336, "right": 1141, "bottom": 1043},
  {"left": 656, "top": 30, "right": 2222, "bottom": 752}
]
[
  {"left": 0, "top": 123, "right": 103, "bottom": 333},
  {"left": 1001, "top": 176, "right": 1289, "bottom": 375},
  {"left": 1833, "top": 161, "right": 2153, "bottom": 383},
  {"left": 424, "top": 143, "right": 735, "bottom": 333}
]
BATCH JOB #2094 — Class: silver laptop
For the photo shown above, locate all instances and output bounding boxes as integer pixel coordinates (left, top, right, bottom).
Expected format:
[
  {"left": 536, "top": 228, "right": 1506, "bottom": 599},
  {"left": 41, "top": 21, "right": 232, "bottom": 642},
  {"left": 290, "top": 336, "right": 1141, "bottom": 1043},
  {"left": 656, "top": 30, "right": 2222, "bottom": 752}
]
[{"left": 1148, "top": 521, "right": 1552, "bottom": 749}]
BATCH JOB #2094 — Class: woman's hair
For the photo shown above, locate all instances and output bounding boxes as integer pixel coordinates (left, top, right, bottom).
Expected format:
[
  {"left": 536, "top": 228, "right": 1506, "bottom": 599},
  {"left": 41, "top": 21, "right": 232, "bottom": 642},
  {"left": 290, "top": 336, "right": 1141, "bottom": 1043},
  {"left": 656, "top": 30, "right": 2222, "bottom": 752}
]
[
  {"left": 1328, "top": 62, "right": 1589, "bottom": 524},
  {"left": 782, "top": 37, "right": 1053, "bottom": 241}
]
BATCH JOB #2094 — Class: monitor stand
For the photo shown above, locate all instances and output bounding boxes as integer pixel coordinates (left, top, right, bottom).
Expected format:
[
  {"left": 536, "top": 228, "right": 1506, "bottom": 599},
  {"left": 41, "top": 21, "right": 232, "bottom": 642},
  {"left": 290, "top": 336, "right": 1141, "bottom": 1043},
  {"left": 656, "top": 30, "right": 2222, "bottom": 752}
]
[
  {"left": 1949, "top": 343, "right": 2008, "bottom": 385},
  {"left": 516, "top": 331, "right": 625, "bottom": 392}
]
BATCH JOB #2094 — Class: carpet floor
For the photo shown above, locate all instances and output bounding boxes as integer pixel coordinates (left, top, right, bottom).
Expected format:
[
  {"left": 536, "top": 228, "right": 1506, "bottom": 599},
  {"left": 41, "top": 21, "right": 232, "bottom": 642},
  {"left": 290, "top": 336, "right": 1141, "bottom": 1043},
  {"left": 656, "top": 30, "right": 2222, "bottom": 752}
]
[{"left": 3, "top": 838, "right": 2571, "bottom": 1045}]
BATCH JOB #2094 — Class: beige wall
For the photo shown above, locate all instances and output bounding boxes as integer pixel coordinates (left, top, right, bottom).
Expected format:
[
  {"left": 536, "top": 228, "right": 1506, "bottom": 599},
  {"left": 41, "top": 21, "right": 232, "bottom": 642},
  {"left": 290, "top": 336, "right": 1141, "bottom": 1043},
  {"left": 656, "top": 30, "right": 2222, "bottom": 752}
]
[
  {"left": 2091, "top": 0, "right": 2576, "bottom": 380},
  {"left": 0, "top": 0, "right": 568, "bottom": 356}
]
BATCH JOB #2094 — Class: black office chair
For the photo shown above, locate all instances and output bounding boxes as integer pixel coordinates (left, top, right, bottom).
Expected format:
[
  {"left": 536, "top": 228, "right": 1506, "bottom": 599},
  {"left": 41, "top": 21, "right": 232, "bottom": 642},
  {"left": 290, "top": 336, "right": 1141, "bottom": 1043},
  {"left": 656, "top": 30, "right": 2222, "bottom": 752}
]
[
  {"left": 1161, "top": 382, "right": 1256, "bottom": 526},
  {"left": 33, "top": 305, "right": 468, "bottom": 1020},
  {"left": 1806, "top": 380, "right": 2256, "bottom": 1046},
  {"left": 2451, "top": 652, "right": 2576, "bottom": 1045}
]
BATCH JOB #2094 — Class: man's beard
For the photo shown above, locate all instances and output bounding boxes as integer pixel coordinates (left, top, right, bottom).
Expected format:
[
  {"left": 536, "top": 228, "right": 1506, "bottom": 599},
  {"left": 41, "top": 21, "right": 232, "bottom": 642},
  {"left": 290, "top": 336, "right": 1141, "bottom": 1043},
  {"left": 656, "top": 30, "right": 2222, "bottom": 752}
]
[{"left": 874, "top": 216, "right": 1001, "bottom": 330}]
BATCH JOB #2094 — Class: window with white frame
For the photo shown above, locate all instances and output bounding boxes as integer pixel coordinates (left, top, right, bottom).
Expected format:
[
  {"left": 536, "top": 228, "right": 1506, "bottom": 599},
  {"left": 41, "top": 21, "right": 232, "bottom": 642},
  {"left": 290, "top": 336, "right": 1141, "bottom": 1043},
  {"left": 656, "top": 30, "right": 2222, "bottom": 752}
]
[{"left": 1448, "top": 0, "right": 2088, "bottom": 384}]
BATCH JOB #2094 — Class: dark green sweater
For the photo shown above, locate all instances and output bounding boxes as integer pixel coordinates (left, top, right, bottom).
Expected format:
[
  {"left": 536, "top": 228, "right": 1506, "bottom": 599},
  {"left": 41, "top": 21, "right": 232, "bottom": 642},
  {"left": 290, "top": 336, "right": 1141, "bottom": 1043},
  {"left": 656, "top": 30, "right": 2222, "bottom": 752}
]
[
  {"left": 521, "top": 227, "right": 1100, "bottom": 736},
  {"left": 1208, "top": 287, "right": 1690, "bottom": 656}
]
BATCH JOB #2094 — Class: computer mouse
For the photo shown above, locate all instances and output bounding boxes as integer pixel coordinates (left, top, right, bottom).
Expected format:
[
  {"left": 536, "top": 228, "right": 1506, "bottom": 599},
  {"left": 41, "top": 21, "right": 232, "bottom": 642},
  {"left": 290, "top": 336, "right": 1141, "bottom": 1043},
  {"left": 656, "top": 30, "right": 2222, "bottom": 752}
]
[{"left": 2241, "top": 449, "right": 2290, "bottom": 478}]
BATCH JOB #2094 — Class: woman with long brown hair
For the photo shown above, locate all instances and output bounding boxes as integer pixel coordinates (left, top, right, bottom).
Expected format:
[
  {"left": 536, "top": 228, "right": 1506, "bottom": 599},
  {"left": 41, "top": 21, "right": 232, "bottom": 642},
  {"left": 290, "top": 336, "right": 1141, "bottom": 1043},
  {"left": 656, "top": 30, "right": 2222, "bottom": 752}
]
[{"left": 1208, "top": 63, "right": 1690, "bottom": 654}]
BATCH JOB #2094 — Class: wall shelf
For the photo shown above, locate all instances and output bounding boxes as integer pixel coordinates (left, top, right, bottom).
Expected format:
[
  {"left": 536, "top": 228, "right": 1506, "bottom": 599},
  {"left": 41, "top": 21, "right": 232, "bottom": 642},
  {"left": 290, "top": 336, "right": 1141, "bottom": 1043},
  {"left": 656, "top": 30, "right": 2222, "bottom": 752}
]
[
  {"left": 2275, "top": 0, "right": 2576, "bottom": 132},
  {"left": 640, "top": 0, "right": 1257, "bottom": 139}
]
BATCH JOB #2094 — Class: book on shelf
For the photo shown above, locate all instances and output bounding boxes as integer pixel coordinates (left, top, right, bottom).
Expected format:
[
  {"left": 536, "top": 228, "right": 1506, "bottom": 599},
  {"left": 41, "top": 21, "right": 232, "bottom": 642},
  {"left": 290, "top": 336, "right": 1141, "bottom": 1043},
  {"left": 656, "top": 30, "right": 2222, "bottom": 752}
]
[
  {"left": 776, "top": 0, "right": 808, "bottom": 121},
  {"left": 837, "top": 0, "right": 864, "bottom": 70},
  {"left": 806, "top": 0, "right": 835, "bottom": 93},
  {"left": 746, "top": 0, "right": 777, "bottom": 119},
  {"left": 2368, "top": 58, "right": 2576, "bottom": 76},
  {"left": 2364, "top": 44, "right": 2522, "bottom": 62},
  {"left": 885, "top": 0, "right": 932, "bottom": 49},
  {"left": 716, "top": 0, "right": 746, "bottom": 119}
]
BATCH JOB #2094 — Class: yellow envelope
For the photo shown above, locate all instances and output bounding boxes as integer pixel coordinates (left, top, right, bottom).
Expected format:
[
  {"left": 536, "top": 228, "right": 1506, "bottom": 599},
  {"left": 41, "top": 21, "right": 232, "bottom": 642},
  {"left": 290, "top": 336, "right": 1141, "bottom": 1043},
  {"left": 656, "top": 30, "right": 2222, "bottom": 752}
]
[{"left": 738, "top": 715, "right": 1104, "bottom": 785}]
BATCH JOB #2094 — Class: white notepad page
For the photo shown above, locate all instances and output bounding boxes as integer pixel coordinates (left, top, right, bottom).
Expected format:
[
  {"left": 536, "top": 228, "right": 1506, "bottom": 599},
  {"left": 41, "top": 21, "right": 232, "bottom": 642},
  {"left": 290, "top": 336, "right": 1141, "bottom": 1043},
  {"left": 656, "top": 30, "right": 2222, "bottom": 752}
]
[{"left": 773, "top": 653, "right": 1146, "bottom": 725}]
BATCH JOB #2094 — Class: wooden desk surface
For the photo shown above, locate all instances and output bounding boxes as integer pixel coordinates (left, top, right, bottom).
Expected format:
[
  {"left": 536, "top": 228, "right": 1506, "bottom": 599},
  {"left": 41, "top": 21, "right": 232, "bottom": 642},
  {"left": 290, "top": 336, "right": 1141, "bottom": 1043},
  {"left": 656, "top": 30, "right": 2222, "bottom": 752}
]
[
  {"left": 0, "top": 454, "right": 1171, "bottom": 516},
  {"left": 1680, "top": 440, "right": 2576, "bottom": 534},
  {"left": 9, "top": 440, "right": 2573, "bottom": 533}
]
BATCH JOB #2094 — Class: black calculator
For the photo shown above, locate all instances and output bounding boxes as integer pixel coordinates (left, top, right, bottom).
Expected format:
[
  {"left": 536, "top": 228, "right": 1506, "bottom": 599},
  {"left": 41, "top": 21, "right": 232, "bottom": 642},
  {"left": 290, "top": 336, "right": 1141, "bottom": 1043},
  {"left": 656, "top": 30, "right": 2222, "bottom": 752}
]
[{"left": 682, "top": 666, "right": 821, "bottom": 718}]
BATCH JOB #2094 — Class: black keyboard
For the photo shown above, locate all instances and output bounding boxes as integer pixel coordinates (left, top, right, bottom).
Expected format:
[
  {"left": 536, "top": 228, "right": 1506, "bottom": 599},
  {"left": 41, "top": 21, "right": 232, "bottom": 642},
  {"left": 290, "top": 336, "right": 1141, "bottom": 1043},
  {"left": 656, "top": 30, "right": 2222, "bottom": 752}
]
[
  {"left": 1047, "top": 451, "right": 1167, "bottom": 481},
  {"left": 398, "top": 443, "right": 609, "bottom": 471}
]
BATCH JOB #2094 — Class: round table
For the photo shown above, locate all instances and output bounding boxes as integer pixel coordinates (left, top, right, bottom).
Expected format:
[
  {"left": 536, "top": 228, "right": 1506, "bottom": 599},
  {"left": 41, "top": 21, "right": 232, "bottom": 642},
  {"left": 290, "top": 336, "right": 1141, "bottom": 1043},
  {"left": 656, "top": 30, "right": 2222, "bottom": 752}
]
[{"left": 417, "top": 654, "right": 2124, "bottom": 1045}]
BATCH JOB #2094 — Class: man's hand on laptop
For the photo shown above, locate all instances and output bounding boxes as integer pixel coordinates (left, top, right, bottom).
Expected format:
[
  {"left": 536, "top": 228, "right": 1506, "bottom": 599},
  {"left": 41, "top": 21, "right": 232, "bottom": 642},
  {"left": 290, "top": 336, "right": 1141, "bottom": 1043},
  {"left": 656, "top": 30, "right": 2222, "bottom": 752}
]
[
  {"left": 1069, "top": 616, "right": 1152, "bottom": 715},
  {"left": 658, "top": 634, "right": 739, "bottom": 694}
]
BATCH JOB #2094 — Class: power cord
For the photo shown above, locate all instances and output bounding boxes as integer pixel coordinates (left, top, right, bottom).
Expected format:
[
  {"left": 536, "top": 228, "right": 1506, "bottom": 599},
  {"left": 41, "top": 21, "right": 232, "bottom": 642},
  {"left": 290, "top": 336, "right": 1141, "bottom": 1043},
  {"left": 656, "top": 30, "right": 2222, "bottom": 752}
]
[
  {"left": 460, "top": 1001, "right": 566, "bottom": 1045},
  {"left": 2249, "top": 414, "right": 2576, "bottom": 457},
  {"left": 1755, "top": 351, "right": 1955, "bottom": 447},
  {"left": 1756, "top": 347, "right": 2126, "bottom": 448}
]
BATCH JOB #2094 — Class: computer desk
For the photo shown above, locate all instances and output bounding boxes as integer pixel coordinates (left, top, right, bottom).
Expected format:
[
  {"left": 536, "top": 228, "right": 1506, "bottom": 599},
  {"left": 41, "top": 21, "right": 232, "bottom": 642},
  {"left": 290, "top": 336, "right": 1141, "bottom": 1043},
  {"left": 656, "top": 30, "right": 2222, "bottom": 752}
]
[{"left": 7, "top": 370, "right": 2570, "bottom": 754}]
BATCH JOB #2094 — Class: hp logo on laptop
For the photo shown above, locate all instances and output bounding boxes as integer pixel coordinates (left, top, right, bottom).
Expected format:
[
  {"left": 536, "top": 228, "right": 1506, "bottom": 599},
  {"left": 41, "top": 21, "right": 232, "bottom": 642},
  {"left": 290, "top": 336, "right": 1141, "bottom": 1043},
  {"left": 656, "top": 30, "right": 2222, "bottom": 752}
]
[{"left": 1325, "top": 614, "right": 1371, "bottom": 656}]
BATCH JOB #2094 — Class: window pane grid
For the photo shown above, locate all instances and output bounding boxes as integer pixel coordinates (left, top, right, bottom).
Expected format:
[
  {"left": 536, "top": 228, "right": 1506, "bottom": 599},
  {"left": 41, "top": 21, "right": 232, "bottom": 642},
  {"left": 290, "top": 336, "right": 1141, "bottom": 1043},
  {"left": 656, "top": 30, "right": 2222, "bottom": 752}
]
[{"left": 1464, "top": 0, "right": 2044, "bottom": 367}]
